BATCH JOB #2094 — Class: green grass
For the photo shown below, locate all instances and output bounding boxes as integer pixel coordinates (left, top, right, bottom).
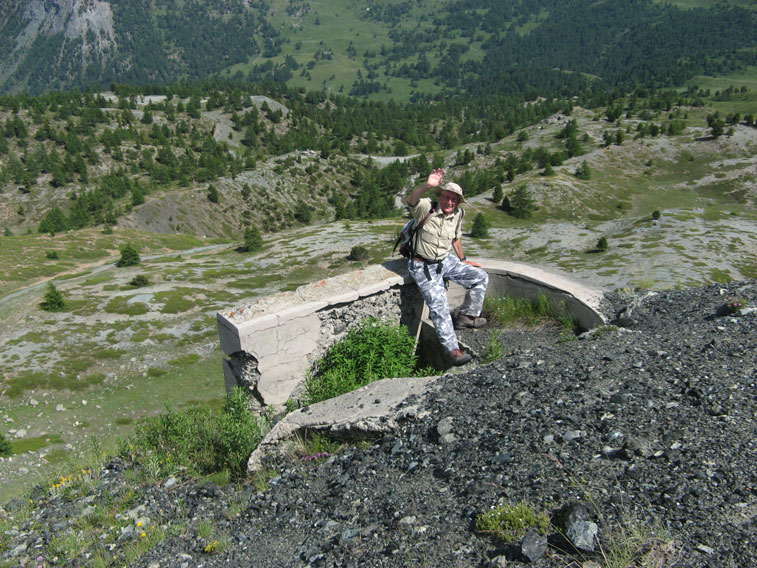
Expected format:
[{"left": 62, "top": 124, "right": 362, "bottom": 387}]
[
  {"left": 0, "top": 354, "right": 227, "bottom": 502},
  {"left": 104, "top": 296, "right": 150, "bottom": 315},
  {"left": 476, "top": 501, "right": 551, "bottom": 543},
  {"left": 0, "top": 228, "right": 219, "bottom": 298},
  {"left": 155, "top": 288, "right": 196, "bottom": 314},
  {"left": 484, "top": 293, "right": 577, "bottom": 332},
  {"left": 11, "top": 434, "right": 65, "bottom": 454},
  {"left": 167, "top": 353, "right": 201, "bottom": 366}
]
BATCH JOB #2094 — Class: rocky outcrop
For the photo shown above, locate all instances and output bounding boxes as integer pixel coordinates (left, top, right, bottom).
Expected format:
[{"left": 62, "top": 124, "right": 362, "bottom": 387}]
[{"left": 0, "top": 0, "right": 115, "bottom": 90}]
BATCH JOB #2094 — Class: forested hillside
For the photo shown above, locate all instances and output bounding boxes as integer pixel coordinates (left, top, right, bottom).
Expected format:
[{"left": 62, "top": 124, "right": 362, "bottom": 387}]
[
  {"left": 2, "top": 80, "right": 754, "bottom": 241},
  {"left": 0, "top": 0, "right": 755, "bottom": 100}
]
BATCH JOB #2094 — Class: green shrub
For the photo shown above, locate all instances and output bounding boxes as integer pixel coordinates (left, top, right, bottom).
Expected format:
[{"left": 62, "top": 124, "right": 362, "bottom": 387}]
[
  {"left": 0, "top": 432, "right": 12, "bottom": 457},
  {"left": 45, "top": 250, "right": 60, "bottom": 260},
  {"left": 207, "top": 184, "right": 220, "bottom": 203},
  {"left": 241, "top": 226, "right": 263, "bottom": 252},
  {"left": 129, "top": 274, "right": 150, "bottom": 287},
  {"left": 305, "top": 318, "right": 418, "bottom": 404},
  {"left": 41, "top": 282, "right": 66, "bottom": 312},
  {"left": 127, "top": 388, "right": 271, "bottom": 481},
  {"left": 596, "top": 236, "right": 609, "bottom": 251},
  {"left": 476, "top": 501, "right": 551, "bottom": 543},
  {"left": 347, "top": 245, "right": 368, "bottom": 261},
  {"left": 117, "top": 243, "right": 140, "bottom": 267}
]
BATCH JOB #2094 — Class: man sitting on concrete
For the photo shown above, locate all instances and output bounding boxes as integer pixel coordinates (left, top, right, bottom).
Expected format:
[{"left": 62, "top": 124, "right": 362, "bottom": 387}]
[{"left": 406, "top": 168, "right": 489, "bottom": 366}]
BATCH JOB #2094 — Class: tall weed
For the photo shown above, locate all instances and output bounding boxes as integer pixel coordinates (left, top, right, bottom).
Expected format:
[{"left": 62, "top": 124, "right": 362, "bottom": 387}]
[
  {"left": 305, "top": 318, "right": 418, "bottom": 404},
  {"left": 126, "top": 388, "right": 272, "bottom": 481},
  {"left": 485, "top": 293, "right": 577, "bottom": 332}
]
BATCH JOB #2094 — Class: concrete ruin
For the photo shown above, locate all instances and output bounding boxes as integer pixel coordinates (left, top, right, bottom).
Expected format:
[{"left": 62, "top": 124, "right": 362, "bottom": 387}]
[{"left": 216, "top": 259, "right": 606, "bottom": 409}]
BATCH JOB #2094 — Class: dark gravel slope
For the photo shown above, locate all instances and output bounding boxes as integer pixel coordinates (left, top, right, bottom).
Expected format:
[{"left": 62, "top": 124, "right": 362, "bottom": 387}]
[{"left": 3, "top": 281, "right": 756, "bottom": 568}]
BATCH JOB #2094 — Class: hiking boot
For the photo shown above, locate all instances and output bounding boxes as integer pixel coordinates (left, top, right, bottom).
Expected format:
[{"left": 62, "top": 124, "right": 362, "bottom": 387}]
[
  {"left": 450, "top": 348, "right": 472, "bottom": 366},
  {"left": 454, "top": 314, "right": 488, "bottom": 330}
]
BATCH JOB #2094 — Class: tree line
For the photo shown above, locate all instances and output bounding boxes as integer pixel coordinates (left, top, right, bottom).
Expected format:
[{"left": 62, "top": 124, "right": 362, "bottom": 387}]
[{"left": 0, "top": 80, "right": 754, "bottom": 234}]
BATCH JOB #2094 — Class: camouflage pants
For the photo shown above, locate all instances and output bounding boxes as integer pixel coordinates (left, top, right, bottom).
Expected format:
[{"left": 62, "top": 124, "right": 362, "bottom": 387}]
[{"left": 408, "top": 252, "right": 489, "bottom": 353}]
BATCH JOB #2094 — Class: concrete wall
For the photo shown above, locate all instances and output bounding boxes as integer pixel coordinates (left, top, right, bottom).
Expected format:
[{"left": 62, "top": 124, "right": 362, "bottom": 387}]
[{"left": 216, "top": 259, "right": 606, "bottom": 408}]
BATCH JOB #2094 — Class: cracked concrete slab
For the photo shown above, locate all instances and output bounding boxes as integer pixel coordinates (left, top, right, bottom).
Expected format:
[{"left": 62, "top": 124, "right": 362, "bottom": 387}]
[{"left": 247, "top": 375, "right": 440, "bottom": 472}]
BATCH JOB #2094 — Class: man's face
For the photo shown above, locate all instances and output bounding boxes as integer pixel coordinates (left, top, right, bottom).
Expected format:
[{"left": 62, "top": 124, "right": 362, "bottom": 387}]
[{"left": 440, "top": 190, "right": 461, "bottom": 215}]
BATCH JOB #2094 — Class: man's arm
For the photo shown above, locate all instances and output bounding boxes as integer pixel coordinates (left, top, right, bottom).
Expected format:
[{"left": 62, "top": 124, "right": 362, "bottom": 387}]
[
  {"left": 452, "top": 238, "right": 482, "bottom": 267},
  {"left": 407, "top": 168, "right": 444, "bottom": 207}
]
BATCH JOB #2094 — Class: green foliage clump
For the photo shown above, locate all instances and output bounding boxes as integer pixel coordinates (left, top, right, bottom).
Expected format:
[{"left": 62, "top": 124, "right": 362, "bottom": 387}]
[
  {"left": 127, "top": 388, "right": 272, "bottom": 481},
  {"left": 347, "top": 245, "right": 368, "bottom": 261},
  {"left": 207, "top": 184, "right": 220, "bottom": 203},
  {"left": 240, "top": 226, "right": 263, "bottom": 252},
  {"left": 574, "top": 160, "right": 591, "bottom": 180},
  {"left": 596, "top": 236, "right": 609, "bottom": 251},
  {"left": 117, "top": 243, "right": 140, "bottom": 267},
  {"left": 482, "top": 329, "right": 505, "bottom": 363},
  {"left": 129, "top": 274, "right": 150, "bottom": 287},
  {"left": 305, "top": 318, "right": 418, "bottom": 404},
  {"left": 0, "top": 431, "right": 12, "bottom": 457},
  {"left": 471, "top": 213, "right": 490, "bottom": 238},
  {"left": 492, "top": 185, "right": 503, "bottom": 204},
  {"left": 41, "top": 282, "right": 66, "bottom": 312},
  {"left": 484, "top": 293, "right": 576, "bottom": 332},
  {"left": 476, "top": 501, "right": 551, "bottom": 543},
  {"left": 45, "top": 250, "right": 60, "bottom": 260},
  {"left": 508, "top": 186, "right": 536, "bottom": 219}
]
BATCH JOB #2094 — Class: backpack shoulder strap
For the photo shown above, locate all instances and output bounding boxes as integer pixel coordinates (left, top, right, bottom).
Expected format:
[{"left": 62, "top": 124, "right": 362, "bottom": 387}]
[{"left": 416, "top": 201, "right": 436, "bottom": 231}]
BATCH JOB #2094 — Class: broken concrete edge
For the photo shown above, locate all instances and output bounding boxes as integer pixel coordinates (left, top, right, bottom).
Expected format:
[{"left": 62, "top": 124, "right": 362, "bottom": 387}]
[
  {"left": 217, "top": 263, "right": 410, "bottom": 357},
  {"left": 219, "top": 258, "right": 605, "bottom": 353},
  {"left": 247, "top": 375, "right": 440, "bottom": 473}
]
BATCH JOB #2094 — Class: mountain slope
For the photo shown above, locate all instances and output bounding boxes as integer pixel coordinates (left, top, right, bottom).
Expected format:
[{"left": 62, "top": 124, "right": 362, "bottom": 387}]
[{"left": 0, "top": 0, "right": 755, "bottom": 99}]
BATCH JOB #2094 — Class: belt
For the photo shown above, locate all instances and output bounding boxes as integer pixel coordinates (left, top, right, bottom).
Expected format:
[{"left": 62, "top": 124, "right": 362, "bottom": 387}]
[{"left": 412, "top": 256, "right": 443, "bottom": 280}]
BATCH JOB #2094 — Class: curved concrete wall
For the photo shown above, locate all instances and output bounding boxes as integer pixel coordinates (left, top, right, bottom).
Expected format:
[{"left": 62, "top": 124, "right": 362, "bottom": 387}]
[{"left": 216, "top": 259, "right": 606, "bottom": 408}]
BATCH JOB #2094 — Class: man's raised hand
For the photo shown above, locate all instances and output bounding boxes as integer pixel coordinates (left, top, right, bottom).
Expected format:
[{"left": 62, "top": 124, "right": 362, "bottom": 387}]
[{"left": 427, "top": 168, "right": 445, "bottom": 187}]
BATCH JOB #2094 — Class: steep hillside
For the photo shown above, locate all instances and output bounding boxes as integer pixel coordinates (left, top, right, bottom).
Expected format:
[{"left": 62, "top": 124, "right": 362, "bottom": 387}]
[{"left": 0, "top": 0, "right": 755, "bottom": 99}]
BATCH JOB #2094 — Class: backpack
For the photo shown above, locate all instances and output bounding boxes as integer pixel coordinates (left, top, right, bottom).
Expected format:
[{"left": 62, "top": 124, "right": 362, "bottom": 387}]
[{"left": 393, "top": 202, "right": 436, "bottom": 258}]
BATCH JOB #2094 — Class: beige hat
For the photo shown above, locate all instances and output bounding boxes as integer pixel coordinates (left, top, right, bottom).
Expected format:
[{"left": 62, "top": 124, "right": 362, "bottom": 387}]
[{"left": 440, "top": 181, "right": 465, "bottom": 203}]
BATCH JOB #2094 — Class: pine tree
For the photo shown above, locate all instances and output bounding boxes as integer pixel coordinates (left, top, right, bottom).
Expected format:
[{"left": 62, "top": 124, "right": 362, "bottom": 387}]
[
  {"left": 493, "top": 185, "right": 503, "bottom": 203},
  {"left": 41, "top": 282, "right": 65, "bottom": 312},
  {"left": 241, "top": 226, "right": 263, "bottom": 252},
  {"left": 575, "top": 161, "right": 591, "bottom": 180},
  {"left": 509, "top": 186, "right": 536, "bottom": 219},
  {"left": 207, "top": 184, "right": 220, "bottom": 203},
  {"left": 471, "top": 213, "right": 490, "bottom": 238}
]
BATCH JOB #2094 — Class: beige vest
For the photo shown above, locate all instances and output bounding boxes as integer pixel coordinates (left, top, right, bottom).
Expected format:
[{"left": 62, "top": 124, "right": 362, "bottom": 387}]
[{"left": 412, "top": 198, "right": 463, "bottom": 261}]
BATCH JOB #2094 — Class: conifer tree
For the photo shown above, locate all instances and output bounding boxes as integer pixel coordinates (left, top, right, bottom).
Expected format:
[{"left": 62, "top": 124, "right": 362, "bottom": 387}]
[
  {"left": 471, "top": 213, "right": 490, "bottom": 238},
  {"left": 41, "top": 282, "right": 65, "bottom": 312},
  {"left": 241, "top": 226, "right": 263, "bottom": 252}
]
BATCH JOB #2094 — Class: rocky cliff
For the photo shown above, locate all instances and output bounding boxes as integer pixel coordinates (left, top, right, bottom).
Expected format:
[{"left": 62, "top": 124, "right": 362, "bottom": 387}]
[{"left": 0, "top": 0, "right": 115, "bottom": 92}]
